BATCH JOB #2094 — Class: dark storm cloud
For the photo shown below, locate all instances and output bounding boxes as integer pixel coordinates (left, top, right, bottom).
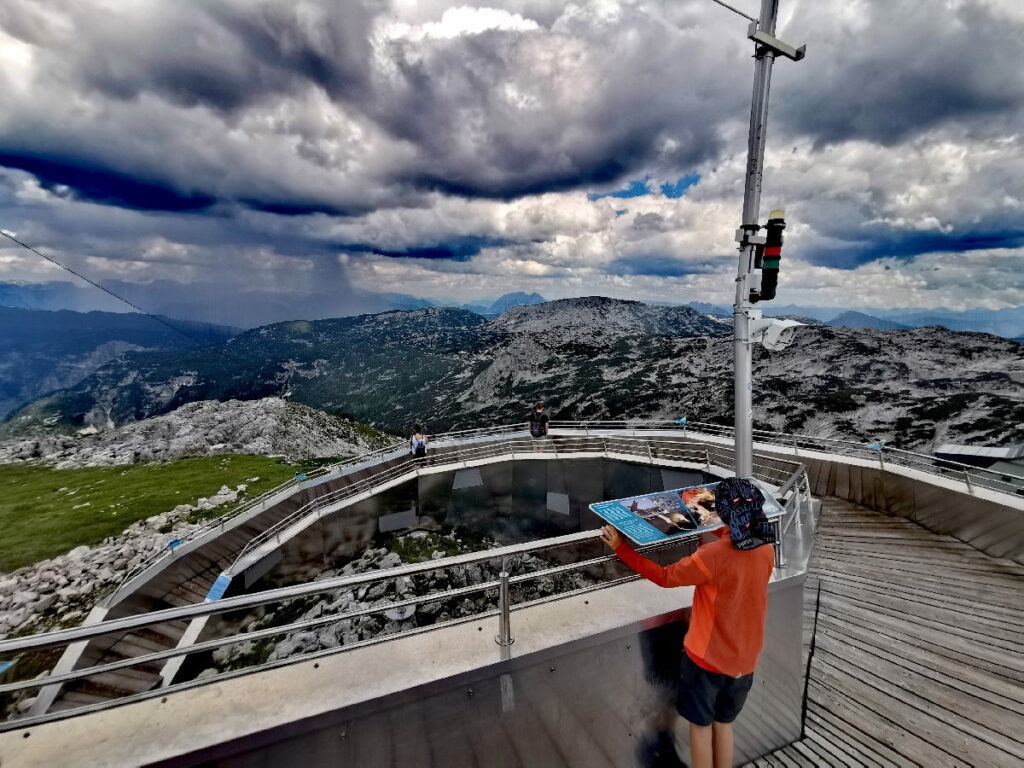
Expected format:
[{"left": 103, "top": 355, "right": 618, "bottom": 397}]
[
  {"left": 0, "top": 153, "right": 216, "bottom": 212},
  {"left": 205, "top": 0, "right": 382, "bottom": 104},
  {"left": 371, "top": 21, "right": 728, "bottom": 200},
  {"left": 1, "top": 0, "right": 1022, "bottom": 219},
  {"left": 337, "top": 235, "right": 510, "bottom": 261},
  {"left": 607, "top": 254, "right": 719, "bottom": 278},
  {"left": 63, "top": 0, "right": 383, "bottom": 113},
  {"left": 778, "top": 1, "right": 1024, "bottom": 145},
  {"left": 808, "top": 228, "right": 1024, "bottom": 270},
  {"left": 0, "top": 1, "right": 741, "bottom": 213}
]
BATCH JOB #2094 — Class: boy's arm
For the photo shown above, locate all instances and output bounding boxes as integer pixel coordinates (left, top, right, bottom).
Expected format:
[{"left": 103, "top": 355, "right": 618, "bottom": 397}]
[{"left": 613, "top": 540, "right": 712, "bottom": 588}]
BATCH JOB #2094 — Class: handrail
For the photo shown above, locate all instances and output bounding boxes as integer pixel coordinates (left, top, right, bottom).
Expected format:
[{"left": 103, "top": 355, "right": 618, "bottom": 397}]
[
  {"left": 106, "top": 437, "right": 409, "bottom": 598},
  {"left": 7, "top": 415, "right": 1014, "bottom": 730},
  {"left": 0, "top": 462, "right": 802, "bottom": 702},
  {"left": 110, "top": 418, "right": 1022, "bottom": 601},
  {"left": 549, "top": 420, "right": 1024, "bottom": 491},
  {"left": 226, "top": 435, "right": 774, "bottom": 573}
]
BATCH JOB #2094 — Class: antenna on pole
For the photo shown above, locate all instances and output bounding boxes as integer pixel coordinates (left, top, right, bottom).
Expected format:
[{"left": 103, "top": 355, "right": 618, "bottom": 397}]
[{"left": 732, "top": 0, "right": 805, "bottom": 478}]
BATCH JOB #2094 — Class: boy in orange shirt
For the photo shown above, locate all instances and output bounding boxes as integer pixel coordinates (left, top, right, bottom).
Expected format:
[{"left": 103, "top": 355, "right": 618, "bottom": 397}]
[{"left": 600, "top": 478, "right": 776, "bottom": 768}]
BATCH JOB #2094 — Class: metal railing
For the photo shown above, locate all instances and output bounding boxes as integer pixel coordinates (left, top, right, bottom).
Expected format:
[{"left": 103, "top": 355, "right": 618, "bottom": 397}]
[
  {"left": 107, "top": 438, "right": 410, "bottom": 598},
  {"left": 549, "top": 420, "right": 1024, "bottom": 497},
  {"left": 226, "top": 434, "right": 795, "bottom": 575},
  {"left": 112, "top": 418, "right": 1023, "bottom": 600},
  {"left": 0, "top": 446, "right": 807, "bottom": 731}
]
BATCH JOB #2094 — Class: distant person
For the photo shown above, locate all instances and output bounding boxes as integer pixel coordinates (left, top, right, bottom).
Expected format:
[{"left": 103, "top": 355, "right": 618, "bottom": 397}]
[
  {"left": 410, "top": 423, "right": 428, "bottom": 459},
  {"left": 600, "top": 477, "right": 776, "bottom": 768},
  {"left": 527, "top": 401, "right": 549, "bottom": 438}
]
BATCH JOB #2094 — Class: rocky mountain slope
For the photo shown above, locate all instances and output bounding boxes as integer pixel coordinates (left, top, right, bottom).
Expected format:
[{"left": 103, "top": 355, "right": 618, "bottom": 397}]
[
  {"left": 3, "top": 298, "right": 1021, "bottom": 451},
  {"left": 0, "top": 306, "right": 238, "bottom": 419},
  {"left": 0, "top": 398, "right": 392, "bottom": 467}
]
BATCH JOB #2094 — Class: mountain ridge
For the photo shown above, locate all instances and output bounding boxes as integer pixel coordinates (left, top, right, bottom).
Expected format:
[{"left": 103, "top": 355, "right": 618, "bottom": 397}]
[
  {"left": 0, "top": 306, "right": 238, "bottom": 419},
  {"left": 3, "top": 298, "right": 1021, "bottom": 452}
]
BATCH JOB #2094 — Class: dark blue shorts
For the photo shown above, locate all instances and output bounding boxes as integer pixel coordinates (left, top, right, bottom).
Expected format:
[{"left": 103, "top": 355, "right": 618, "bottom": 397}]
[{"left": 676, "top": 651, "right": 754, "bottom": 726}]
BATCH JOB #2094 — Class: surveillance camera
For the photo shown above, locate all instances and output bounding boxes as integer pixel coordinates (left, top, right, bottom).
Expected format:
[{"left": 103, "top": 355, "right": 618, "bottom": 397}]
[{"left": 749, "top": 317, "right": 804, "bottom": 350}]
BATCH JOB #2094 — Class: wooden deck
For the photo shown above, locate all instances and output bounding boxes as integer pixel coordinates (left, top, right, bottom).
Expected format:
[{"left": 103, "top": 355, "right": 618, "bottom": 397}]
[{"left": 748, "top": 498, "right": 1024, "bottom": 768}]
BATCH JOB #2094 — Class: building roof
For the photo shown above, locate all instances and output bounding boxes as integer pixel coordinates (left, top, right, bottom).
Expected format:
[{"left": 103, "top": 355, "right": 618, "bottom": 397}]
[{"left": 933, "top": 443, "right": 1024, "bottom": 460}]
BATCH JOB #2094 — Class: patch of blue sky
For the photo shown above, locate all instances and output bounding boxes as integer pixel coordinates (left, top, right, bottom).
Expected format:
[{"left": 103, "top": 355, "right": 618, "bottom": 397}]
[
  {"left": 588, "top": 179, "right": 650, "bottom": 201},
  {"left": 588, "top": 174, "right": 700, "bottom": 202},
  {"left": 660, "top": 174, "right": 700, "bottom": 198}
]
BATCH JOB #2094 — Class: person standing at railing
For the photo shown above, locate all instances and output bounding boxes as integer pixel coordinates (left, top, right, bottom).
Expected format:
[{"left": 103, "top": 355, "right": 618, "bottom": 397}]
[
  {"left": 600, "top": 478, "right": 776, "bottom": 768},
  {"left": 410, "top": 423, "right": 428, "bottom": 460},
  {"left": 527, "top": 401, "right": 549, "bottom": 438}
]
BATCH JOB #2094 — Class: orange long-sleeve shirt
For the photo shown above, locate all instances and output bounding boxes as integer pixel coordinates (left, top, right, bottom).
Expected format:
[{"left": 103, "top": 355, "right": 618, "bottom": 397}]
[{"left": 615, "top": 534, "right": 775, "bottom": 677}]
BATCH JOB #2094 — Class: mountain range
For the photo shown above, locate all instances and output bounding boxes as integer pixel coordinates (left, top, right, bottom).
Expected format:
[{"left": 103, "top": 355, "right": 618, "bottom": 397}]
[
  {"left": 0, "top": 281, "right": 531, "bottom": 329},
  {"left": 4, "top": 297, "right": 1020, "bottom": 452},
  {"left": 0, "top": 307, "right": 238, "bottom": 420},
  {"left": 686, "top": 301, "right": 1024, "bottom": 338}
]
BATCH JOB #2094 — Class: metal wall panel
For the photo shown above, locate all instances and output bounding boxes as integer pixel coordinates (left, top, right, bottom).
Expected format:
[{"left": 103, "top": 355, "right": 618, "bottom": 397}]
[
  {"left": 158, "top": 579, "right": 806, "bottom": 768},
  {"left": 766, "top": 450, "right": 1023, "bottom": 564}
]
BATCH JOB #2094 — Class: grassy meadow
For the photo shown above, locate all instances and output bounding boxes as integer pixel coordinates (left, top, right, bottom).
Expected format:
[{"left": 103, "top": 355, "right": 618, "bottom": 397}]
[{"left": 0, "top": 455, "right": 315, "bottom": 572}]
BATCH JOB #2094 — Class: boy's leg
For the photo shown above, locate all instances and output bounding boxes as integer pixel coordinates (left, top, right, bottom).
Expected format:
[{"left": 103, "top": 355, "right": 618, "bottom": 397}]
[
  {"left": 688, "top": 722, "right": 713, "bottom": 768},
  {"left": 711, "top": 721, "right": 733, "bottom": 768}
]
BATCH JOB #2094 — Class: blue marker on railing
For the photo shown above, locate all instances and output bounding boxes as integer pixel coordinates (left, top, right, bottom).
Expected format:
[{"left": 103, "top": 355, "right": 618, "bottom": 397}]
[
  {"left": 866, "top": 443, "right": 884, "bottom": 451},
  {"left": 167, "top": 538, "right": 183, "bottom": 551},
  {"left": 676, "top": 417, "right": 688, "bottom": 425},
  {"left": 206, "top": 575, "right": 231, "bottom": 601}
]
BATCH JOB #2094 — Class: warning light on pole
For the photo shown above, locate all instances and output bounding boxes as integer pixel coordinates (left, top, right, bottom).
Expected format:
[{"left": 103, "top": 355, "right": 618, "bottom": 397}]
[{"left": 759, "top": 209, "right": 785, "bottom": 302}]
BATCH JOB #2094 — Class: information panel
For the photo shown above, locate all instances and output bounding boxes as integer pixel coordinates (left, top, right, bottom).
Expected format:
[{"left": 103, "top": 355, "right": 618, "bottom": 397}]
[{"left": 590, "top": 479, "right": 784, "bottom": 546}]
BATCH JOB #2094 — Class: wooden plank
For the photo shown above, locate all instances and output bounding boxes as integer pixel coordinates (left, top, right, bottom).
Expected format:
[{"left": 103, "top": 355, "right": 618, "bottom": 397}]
[
  {"left": 807, "top": 678, "right": 971, "bottom": 768},
  {"left": 815, "top": 660, "right": 1016, "bottom": 767},
  {"left": 816, "top": 637, "right": 1024, "bottom": 749},
  {"left": 818, "top": 580, "right": 1024, "bottom": 650},
  {"left": 389, "top": 701, "right": 434, "bottom": 768},
  {"left": 813, "top": 560, "right": 1024, "bottom": 611},
  {"left": 816, "top": 590, "right": 1023, "bottom": 682},
  {"left": 816, "top": 543, "right": 1024, "bottom": 575},
  {"left": 804, "top": 720, "right": 890, "bottom": 768},
  {"left": 813, "top": 566, "right": 1024, "bottom": 630},
  {"left": 748, "top": 498, "right": 1024, "bottom": 768},
  {"left": 816, "top": 614, "right": 1024, "bottom": 710},
  {"left": 806, "top": 706, "right": 908, "bottom": 768}
]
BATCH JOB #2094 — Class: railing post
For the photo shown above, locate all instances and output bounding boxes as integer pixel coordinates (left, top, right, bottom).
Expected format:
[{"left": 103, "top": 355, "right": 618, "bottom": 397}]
[
  {"left": 704, "top": 446, "right": 711, "bottom": 473},
  {"left": 963, "top": 470, "right": 974, "bottom": 495},
  {"left": 496, "top": 564, "right": 514, "bottom": 647},
  {"left": 878, "top": 446, "right": 885, "bottom": 469},
  {"left": 791, "top": 436, "right": 798, "bottom": 455},
  {"left": 773, "top": 518, "right": 785, "bottom": 568}
]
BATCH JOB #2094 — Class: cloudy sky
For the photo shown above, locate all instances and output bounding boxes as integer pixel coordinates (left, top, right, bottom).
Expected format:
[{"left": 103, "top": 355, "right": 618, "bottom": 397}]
[{"left": 1, "top": 0, "right": 1022, "bottom": 325}]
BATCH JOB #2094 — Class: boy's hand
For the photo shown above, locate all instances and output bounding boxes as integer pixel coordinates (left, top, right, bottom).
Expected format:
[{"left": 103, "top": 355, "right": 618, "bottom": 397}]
[{"left": 600, "top": 525, "right": 624, "bottom": 551}]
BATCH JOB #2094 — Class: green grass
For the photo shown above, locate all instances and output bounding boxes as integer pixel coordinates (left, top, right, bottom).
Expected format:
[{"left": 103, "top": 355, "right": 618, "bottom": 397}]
[{"left": 0, "top": 455, "right": 303, "bottom": 573}]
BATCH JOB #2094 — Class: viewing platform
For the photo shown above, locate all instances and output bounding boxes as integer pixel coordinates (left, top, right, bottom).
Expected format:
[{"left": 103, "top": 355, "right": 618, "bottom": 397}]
[{"left": 0, "top": 421, "right": 1020, "bottom": 767}]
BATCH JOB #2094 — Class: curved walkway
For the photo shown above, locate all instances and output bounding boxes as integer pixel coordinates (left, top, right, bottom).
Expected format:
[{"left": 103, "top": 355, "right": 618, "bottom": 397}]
[{"left": 748, "top": 498, "right": 1024, "bottom": 767}]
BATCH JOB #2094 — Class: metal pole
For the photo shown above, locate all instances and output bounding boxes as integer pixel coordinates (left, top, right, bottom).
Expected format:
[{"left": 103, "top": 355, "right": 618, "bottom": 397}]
[
  {"left": 773, "top": 518, "right": 785, "bottom": 567},
  {"left": 734, "top": 0, "right": 781, "bottom": 478},
  {"left": 495, "top": 564, "right": 514, "bottom": 647}
]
